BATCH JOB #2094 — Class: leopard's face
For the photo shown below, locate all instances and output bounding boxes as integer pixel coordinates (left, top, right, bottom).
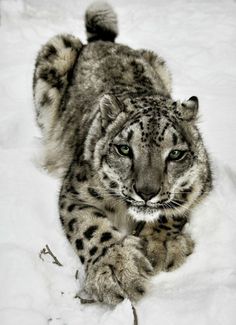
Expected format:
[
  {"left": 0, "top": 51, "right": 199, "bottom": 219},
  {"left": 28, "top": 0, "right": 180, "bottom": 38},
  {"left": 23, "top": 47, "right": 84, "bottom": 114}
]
[{"left": 94, "top": 95, "right": 212, "bottom": 221}]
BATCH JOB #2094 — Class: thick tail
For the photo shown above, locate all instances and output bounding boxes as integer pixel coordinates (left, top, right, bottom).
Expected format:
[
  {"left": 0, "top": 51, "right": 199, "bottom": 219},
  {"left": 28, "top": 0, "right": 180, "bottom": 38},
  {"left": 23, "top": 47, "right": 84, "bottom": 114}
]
[{"left": 85, "top": 2, "right": 118, "bottom": 43}]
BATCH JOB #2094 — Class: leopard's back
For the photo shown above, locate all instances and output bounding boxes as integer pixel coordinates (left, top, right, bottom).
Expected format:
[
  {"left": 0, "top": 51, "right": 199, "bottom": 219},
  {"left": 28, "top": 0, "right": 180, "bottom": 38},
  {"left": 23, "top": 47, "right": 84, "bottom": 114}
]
[{"left": 33, "top": 7, "right": 171, "bottom": 175}]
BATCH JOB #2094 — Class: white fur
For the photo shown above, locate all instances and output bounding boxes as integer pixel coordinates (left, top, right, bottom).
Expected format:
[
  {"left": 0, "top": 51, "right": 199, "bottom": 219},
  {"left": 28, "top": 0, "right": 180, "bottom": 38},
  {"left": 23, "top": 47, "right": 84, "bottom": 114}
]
[{"left": 128, "top": 206, "right": 161, "bottom": 222}]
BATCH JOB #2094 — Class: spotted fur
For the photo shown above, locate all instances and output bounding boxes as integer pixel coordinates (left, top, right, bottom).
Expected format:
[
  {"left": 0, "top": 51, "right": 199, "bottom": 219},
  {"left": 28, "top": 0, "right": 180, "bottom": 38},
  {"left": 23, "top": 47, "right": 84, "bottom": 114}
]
[{"left": 33, "top": 2, "right": 212, "bottom": 305}]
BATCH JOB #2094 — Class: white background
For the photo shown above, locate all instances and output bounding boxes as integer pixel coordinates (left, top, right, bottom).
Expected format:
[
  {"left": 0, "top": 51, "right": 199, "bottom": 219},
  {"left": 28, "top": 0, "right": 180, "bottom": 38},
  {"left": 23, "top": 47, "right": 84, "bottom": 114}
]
[{"left": 0, "top": 1, "right": 236, "bottom": 324}]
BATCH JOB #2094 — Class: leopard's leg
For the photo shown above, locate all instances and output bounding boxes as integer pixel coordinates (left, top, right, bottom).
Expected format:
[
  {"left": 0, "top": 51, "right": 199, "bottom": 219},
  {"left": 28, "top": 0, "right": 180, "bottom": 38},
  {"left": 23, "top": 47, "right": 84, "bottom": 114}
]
[
  {"left": 33, "top": 34, "right": 83, "bottom": 173},
  {"left": 59, "top": 166, "right": 153, "bottom": 305},
  {"left": 139, "top": 216, "right": 194, "bottom": 273}
]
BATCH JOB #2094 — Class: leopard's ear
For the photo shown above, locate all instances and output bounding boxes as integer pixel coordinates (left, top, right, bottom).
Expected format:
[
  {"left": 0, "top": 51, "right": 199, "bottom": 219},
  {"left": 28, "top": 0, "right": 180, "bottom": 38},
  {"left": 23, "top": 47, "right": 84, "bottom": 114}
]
[
  {"left": 99, "top": 94, "right": 123, "bottom": 128},
  {"left": 179, "top": 96, "right": 198, "bottom": 121}
]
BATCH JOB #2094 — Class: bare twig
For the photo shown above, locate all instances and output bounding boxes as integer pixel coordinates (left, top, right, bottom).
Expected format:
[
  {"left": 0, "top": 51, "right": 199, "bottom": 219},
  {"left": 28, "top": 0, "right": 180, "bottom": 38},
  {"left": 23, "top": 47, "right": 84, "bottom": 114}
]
[
  {"left": 39, "top": 244, "right": 63, "bottom": 267},
  {"left": 75, "top": 269, "right": 79, "bottom": 280},
  {"left": 131, "top": 304, "right": 138, "bottom": 325}
]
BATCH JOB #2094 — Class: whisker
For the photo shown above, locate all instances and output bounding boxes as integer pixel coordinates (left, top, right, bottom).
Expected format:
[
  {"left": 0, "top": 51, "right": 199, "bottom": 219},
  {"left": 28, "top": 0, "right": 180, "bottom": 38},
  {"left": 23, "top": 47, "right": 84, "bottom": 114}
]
[{"left": 171, "top": 191, "right": 210, "bottom": 195}]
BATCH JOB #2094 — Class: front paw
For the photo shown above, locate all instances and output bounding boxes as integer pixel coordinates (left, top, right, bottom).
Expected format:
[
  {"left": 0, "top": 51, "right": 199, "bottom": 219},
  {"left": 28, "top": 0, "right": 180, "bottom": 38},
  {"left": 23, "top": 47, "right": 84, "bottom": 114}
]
[
  {"left": 84, "top": 236, "right": 153, "bottom": 305},
  {"left": 164, "top": 234, "right": 194, "bottom": 271},
  {"left": 144, "top": 233, "right": 194, "bottom": 272}
]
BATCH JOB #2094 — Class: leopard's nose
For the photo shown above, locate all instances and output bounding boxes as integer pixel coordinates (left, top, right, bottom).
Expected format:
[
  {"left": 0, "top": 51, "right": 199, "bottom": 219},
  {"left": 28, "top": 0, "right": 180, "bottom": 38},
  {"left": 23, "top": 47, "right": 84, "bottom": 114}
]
[{"left": 134, "top": 185, "right": 160, "bottom": 201}]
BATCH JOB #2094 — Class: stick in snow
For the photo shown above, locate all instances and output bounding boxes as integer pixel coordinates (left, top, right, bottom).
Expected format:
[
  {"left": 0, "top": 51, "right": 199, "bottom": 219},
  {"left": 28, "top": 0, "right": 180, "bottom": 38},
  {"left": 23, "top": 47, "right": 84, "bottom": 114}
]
[
  {"left": 132, "top": 304, "right": 138, "bottom": 325},
  {"left": 39, "top": 244, "right": 63, "bottom": 267}
]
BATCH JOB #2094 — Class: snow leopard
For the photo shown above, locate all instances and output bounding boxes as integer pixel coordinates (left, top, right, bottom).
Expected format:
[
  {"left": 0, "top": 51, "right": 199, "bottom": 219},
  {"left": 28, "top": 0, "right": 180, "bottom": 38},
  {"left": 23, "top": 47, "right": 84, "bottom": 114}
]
[{"left": 33, "top": 2, "right": 212, "bottom": 305}]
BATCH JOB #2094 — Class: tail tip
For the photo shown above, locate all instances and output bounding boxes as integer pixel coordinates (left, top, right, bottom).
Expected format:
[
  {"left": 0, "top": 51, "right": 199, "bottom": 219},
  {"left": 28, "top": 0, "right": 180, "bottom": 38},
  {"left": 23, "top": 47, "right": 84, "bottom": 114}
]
[{"left": 85, "top": 2, "right": 118, "bottom": 43}]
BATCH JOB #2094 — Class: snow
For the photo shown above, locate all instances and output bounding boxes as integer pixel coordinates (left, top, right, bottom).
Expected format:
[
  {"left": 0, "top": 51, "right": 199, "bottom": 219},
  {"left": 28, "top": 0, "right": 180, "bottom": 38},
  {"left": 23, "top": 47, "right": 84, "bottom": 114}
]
[{"left": 0, "top": 0, "right": 236, "bottom": 324}]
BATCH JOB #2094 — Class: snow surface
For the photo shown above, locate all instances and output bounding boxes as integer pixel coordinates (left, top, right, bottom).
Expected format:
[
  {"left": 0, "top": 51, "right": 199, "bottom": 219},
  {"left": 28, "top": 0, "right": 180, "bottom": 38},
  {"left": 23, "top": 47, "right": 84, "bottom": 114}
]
[{"left": 1, "top": 0, "right": 236, "bottom": 324}]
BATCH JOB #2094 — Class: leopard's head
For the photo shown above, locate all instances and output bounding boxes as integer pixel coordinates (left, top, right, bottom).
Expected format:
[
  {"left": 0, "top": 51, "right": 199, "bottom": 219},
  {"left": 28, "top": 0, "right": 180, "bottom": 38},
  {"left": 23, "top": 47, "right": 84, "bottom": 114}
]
[{"left": 86, "top": 94, "right": 212, "bottom": 221}]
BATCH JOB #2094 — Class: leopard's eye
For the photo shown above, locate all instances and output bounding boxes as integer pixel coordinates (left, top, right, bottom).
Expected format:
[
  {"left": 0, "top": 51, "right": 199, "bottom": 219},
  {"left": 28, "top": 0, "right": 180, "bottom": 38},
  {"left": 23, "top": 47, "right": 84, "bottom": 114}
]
[
  {"left": 116, "top": 144, "right": 132, "bottom": 157},
  {"left": 168, "top": 150, "right": 186, "bottom": 161}
]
